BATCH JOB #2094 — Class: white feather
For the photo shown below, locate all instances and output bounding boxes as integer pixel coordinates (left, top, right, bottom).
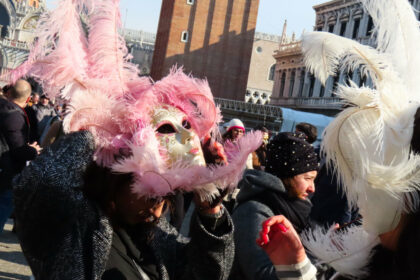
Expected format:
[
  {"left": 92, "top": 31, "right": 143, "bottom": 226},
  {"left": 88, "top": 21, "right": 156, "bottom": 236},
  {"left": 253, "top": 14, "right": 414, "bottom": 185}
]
[
  {"left": 301, "top": 32, "right": 394, "bottom": 85},
  {"left": 300, "top": 0, "right": 420, "bottom": 274},
  {"left": 362, "top": 0, "right": 420, "bottom": 100},
  {"left": 302, "top": 226, "right": 379, "bottom": 278}
]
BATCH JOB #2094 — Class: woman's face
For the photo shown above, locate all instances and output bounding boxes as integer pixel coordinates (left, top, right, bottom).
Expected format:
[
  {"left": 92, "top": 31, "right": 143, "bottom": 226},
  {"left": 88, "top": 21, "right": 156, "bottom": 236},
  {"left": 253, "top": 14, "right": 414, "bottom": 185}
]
[
  {"left": 284, "top": 170, "right": 317, "bottom": 200},
  {"left": 231, "top": 128, "right": 244, "bottom": 141}
]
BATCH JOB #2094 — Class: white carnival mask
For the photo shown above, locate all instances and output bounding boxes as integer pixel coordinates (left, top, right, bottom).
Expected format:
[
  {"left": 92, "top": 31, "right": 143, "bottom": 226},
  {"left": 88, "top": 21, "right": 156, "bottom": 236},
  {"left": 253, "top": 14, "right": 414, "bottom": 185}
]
[{"left": 152, "top": 106, "right": 206, "bottom": 167}]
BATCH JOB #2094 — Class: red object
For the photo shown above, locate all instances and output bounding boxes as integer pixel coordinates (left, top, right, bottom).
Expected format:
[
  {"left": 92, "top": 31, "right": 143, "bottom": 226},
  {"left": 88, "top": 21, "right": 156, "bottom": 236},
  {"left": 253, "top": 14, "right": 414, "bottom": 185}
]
[
  {"left": 278, "top": 223, "right": 288, "bottom": 233},
  {"left": 262, "top": 233, "right": 269, "bottom": 245},
  {"left": 268, "top": 223, "right": 288, "bottom": 240}
]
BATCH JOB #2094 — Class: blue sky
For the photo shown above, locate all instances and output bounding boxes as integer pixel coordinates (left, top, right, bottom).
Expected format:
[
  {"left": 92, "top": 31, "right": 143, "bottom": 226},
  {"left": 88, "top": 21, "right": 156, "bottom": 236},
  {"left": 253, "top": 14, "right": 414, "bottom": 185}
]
[{"left": 46, "top": 0, "right": 324, "bottom": 37}]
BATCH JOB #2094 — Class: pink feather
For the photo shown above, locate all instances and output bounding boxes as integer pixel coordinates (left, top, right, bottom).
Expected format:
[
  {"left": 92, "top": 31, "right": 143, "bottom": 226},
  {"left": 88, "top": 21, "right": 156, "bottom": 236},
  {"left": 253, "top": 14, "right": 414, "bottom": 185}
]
[
  {"left": 152, "top": 67, "right": 222, "bottom": 139},
  {"left": 87, "top": 0, "right": 140, "bottom": 97},
  {"left": 12, "top": 0, "right": 89, "bottom": 99},
  {"left": 112, "top": 131, "right": 263, "bottom": 197},
  {"left": 8, "top": 0, "right": 252, "bottom": 199}
]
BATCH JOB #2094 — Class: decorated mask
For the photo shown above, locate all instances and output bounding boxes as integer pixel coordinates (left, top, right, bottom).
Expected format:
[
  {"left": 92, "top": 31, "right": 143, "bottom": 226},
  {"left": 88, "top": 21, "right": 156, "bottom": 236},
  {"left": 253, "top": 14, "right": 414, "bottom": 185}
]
[
  {"left": 152, "top": 106, "right": 206, "bottom": 167},
  {"left": 9, "top": 0, "right": 263, "bottom": 199}
]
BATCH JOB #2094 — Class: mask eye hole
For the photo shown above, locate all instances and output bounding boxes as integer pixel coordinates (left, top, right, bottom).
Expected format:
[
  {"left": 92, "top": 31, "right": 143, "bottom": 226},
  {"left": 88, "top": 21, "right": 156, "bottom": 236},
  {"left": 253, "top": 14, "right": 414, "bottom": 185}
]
[
  {"left": 182, "top": 120, "right": 191, "bottom": 129},
  {"left": 156, "top": 123, "right": 176, "bottom": 134}
]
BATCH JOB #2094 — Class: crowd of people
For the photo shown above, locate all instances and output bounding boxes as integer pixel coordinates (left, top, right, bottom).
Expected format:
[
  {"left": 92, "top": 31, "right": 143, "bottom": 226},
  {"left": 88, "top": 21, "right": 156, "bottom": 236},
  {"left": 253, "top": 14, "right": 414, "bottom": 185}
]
[
  {"left": 0, "top": 79, "right": 67, "bottom": 233},
  {"left": 0, "top": 74, "right": 333, "bottom": 280},
  {"left": 1, "top": 0, "right": 420, "bottom": 279}
]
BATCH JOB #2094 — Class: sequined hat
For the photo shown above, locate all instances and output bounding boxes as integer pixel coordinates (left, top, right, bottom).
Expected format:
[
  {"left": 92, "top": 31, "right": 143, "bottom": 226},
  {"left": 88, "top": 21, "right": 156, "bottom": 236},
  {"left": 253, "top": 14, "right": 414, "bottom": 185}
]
[{"left": 265, "top": 132, "right": 319, "bottom": 179}]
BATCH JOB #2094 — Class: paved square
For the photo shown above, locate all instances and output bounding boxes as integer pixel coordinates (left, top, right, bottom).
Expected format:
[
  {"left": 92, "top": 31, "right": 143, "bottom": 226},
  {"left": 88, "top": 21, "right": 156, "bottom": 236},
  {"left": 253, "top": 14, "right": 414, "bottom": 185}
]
[{"left": 0, "top": 219, "right": 32, "bottom": 280}]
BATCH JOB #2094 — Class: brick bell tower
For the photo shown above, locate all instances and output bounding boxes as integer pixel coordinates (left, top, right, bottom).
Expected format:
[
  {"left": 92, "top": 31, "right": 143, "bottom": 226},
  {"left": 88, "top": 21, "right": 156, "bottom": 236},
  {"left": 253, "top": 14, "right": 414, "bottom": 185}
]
[{"left": 151, "top": 0, "right": 260, "bottom": 100}]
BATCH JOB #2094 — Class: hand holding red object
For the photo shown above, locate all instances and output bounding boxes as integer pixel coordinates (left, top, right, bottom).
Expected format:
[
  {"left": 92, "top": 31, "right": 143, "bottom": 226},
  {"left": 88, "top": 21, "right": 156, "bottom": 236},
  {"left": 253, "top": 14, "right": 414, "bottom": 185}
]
[{"left": 256, "top": 215, "right": 306, "bottom": 265}]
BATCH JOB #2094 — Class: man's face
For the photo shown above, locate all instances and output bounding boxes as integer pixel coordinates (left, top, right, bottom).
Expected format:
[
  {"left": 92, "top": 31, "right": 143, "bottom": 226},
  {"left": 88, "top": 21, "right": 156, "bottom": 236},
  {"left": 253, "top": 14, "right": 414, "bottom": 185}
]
[
  {"left": 32, "top": 94, "right": 39, "bottom": 104},
  {"left": 40, "top": 97, "right": 49, "bottom": 106},
  {"left": 114, "top": 182, "right": 166, "bottom": 225},
  {"left": 152, "top": 106, "right": 206, "bottom": 167}
]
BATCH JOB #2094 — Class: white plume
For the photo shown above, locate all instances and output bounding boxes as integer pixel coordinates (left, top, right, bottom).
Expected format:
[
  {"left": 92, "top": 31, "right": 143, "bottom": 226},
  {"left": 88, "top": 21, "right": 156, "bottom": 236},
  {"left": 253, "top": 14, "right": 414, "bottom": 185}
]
[
  {"left": 302, "top": 0, "right": 420, "bottom": 236},
  {"left": 302, "top": 32, "right": 394, "bottom": 86},
  {"left": 302, "top": 226, "right": 379, "bottom": 278},
  {"left": 363, "top": 0, "right": 420, "bottom": 100}
]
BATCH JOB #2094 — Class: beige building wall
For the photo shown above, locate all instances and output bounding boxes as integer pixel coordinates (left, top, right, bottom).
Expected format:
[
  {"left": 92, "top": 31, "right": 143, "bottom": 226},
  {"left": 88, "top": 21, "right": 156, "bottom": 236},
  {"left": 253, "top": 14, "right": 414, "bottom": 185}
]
[{"left": 245, "top": 32, "right": 280, "bottom": 104}]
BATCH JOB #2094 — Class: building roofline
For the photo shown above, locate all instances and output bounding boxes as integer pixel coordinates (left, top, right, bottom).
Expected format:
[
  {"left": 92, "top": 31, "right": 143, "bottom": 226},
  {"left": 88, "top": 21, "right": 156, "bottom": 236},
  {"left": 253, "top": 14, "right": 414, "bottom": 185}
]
[
  {"left": 313, "top": 0, "right": 358, "bottom": 12},
  {"left": 254, "top": 31, "right": 282, "bottom": 42}
]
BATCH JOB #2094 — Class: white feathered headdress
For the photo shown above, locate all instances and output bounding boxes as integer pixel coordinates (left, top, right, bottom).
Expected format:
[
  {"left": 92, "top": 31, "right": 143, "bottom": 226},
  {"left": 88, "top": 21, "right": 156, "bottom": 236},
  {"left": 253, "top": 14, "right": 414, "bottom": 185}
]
[{"left": 300, "top": 0, "right": 420, "bottom": 277}]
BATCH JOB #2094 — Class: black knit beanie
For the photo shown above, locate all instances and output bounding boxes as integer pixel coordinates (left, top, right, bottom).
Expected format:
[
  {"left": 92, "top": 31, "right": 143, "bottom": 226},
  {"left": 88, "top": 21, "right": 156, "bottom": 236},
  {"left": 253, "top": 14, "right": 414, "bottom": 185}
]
[{"left": 265, "top": 132, "right": 319, "bottom": 179}]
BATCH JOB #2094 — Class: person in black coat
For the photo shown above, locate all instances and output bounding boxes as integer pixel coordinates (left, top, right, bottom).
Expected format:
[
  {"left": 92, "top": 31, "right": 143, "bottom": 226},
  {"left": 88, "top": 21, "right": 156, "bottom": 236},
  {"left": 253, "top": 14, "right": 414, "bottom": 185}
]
[{"left": 0, "top": 79, "right": 41, "bottom": 233}]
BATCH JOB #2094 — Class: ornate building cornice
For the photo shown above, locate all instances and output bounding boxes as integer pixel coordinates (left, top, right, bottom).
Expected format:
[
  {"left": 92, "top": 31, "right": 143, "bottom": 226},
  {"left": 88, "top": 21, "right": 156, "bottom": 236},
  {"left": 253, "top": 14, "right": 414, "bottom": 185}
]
[{"left": 313, "top": 0, "right": 359, "bottom": 14}]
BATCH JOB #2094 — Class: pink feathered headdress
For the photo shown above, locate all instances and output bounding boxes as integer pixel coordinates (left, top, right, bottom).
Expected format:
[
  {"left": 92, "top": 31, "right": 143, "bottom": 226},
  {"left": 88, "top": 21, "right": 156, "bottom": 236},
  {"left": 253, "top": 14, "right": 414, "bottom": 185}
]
[{"left": 10, "top": 0, "right": 262, "bottom": 198}]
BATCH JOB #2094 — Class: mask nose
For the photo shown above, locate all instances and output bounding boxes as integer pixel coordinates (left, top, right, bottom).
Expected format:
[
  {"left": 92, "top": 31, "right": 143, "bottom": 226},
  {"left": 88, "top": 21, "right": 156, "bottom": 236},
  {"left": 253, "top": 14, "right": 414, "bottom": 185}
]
[{"left": 180, "top": 128, "right": 195, "bottom": 144}]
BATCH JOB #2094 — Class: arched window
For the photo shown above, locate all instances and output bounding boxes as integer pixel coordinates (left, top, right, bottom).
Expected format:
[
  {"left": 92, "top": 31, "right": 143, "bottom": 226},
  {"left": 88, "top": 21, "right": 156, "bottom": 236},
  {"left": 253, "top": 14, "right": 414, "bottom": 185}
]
[
  {"left": 268, "top": 64, "right": 275, "bottom": 81},
  {"left": 327, "top": 16, "right": 337, "bottom": 33},
  {"left": 289, "top": 71, "right": 295, "bottom": 97},
  {"left": 332, "top": 74, "right": 340, "bottom": 96},
  {"left": 352, "top": 18, "right": 360, "bottom": 39},
  {"left": 340, "top": 21, "right": 347, "bottom": 36},
  {"left": 366, "top": 16, "right": 374, "bottom": 36},
  {"left": 319, "top": 85, "right": 325, "bottom": 97},
  {"left": 280, "top": 72, "right": 286, "bottom": 97},
  {"left": 298, "top": 70, "right": 305, "bottom": 97},
  {"left": 339, "top": 14, "right": 349, "bottom": 37},
  {"left": 0, "top": 4, "right": 10, "bottom": 38},
  {"left": 308, "top": 74, "right": 315, "bottom": 97}
]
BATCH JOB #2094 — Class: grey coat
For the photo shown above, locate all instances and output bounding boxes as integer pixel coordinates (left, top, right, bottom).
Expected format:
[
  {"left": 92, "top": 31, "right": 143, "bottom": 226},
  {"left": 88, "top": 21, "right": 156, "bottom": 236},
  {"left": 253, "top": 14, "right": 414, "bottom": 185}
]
[{"left": 14, "top": 131, "right": 234, "bottom": 280}]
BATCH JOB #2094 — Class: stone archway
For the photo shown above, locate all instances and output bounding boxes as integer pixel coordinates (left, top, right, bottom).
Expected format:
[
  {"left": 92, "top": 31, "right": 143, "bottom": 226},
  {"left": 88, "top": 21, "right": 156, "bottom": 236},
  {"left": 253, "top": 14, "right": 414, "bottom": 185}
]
[
  {"left": 0, "top": 0, "right": 17, "bottom": 34},
  {"left": 0, "top": 2, "right": 10, "bottom": 37}
]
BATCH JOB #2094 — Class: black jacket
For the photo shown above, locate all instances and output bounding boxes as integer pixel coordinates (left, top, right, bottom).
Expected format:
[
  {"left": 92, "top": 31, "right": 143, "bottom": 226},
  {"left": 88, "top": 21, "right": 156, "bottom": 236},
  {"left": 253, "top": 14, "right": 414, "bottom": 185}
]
[
  {"left": 0, "top": 98, "right": 37, "bottom": 174},
  {"left": 14, "top": 131, "right": 234, "bottom": 280}
]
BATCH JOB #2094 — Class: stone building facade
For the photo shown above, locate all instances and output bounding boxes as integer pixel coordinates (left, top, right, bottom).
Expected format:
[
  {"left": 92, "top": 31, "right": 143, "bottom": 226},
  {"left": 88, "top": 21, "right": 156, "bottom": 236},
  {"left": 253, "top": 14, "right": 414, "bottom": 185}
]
[
  {"left": 270, "top": 0, "right": 420, "bottom": 115},
  {"left": 245, "top": 32, "right": 280, "bottom": 105},
  {"left": 0, "top": 0, "right": 44, "bottom": 82},
  {"left": 123, "top": 28, "right": 156, "bottom": 76},
  {"left": 0, "top": 0, "right": 156, "bottom": 83},
  {"left": 151, "top": 0, "right": 260, "bottom": 100}
]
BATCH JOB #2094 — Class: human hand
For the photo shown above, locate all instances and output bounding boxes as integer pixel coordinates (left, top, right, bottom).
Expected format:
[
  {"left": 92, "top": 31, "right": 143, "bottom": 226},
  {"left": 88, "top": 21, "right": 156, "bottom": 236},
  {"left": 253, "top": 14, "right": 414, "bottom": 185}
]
[
  {"left": 256, "top": 215, "right": 306, "bottom": 265},
  {"left": 29, "top": 141, "right": 42, "bottom": 154}
]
